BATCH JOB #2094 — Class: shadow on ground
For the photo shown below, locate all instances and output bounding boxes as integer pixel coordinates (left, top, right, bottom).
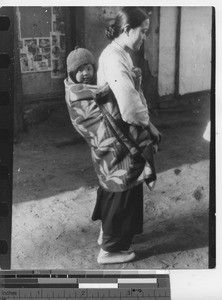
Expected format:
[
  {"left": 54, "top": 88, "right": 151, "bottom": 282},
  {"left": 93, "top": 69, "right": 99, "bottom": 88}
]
[{"left": 13, "top": 95, "right": 210, "bottom": 203}]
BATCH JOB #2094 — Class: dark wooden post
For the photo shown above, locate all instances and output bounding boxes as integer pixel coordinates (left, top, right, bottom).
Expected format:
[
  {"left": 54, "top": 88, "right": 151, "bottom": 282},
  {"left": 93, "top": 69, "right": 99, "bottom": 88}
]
[
  {"left": 65, "top": 6, "right": 85, "bottom": 55},
  {"left": 14, "top": 7, "right": 24, "bottom": 138},
  {"left": 175, "top": 7, "right": 181, "bottom": 98}
]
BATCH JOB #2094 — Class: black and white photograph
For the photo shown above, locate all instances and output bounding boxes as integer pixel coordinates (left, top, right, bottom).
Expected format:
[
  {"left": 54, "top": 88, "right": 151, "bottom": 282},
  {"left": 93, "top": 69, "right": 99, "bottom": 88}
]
[{"left": 0, "top": 5, "right": 215, "bottom": 274}]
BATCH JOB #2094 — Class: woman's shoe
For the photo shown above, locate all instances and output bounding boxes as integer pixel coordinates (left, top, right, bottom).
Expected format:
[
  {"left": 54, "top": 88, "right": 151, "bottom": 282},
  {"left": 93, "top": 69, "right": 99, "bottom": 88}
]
[
  {"left": 97, "top": 226, "right": 103, "bottom": 245},
  {"left": 97, "top": 248, "right": 135, "bottom": 264}
]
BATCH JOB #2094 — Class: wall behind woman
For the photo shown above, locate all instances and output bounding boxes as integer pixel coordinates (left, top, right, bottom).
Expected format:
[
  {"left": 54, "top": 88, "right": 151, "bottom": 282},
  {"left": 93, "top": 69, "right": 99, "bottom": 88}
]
[
  {"left": 158, "top": 7, "right": 177, "bottom": 97},
  {"left": 16, "top": 7, "right": 128, "bottom": 103},
  {"left": 158, "top": 6, "right": 212, "bottom": 98},
  {"left": 17, "top": 7, "right": 212, "bottom": 105},
  {"left": 179, "top": 7, "right": 212, "bottom": 95},
  {"left": 84, "top": 7, "right": 120, "bottom": 62},
  {"left": 84, "top": 6, "right": 212, "bottom": 102},
  {"left": 17, "top": 7, "right": 66, "bottom": 103}
]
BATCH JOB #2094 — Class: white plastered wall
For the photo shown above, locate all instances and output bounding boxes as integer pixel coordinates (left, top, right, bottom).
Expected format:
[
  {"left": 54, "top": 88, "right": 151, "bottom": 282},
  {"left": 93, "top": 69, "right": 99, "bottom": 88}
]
[
  {"left": 179, "top": 7, "right": 212, "bottom": 95},
  {"left": 158, "top": 7, "right": 177, "bottom": 97}
]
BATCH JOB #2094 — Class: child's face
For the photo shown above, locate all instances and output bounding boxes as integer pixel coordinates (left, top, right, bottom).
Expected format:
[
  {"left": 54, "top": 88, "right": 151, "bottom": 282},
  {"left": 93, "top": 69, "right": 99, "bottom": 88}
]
[{"left": 75, "top": 63, "right": 94, "bottom": 84}]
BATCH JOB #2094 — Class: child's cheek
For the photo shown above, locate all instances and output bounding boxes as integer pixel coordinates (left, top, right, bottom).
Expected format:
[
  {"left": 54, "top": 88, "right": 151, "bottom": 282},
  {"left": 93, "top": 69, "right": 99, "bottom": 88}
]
[{"left": 76, "top": 72, "right": 84, "bottom": 83}]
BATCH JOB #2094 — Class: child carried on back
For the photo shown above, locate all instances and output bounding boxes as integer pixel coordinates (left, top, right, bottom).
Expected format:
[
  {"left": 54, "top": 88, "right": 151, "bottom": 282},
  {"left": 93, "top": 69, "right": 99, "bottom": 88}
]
[
  {"left": 64, "top": 46, "right": 156, "bottom": 193},
  {"left": 64, "top": 47, "right": 102, "bottom": 139}
]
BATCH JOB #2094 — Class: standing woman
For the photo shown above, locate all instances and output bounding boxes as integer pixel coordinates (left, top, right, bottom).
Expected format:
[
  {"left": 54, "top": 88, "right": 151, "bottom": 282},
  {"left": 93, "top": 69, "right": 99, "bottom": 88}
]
[{"left": 92, "top": 7, "right": 161, "bottom": 264}]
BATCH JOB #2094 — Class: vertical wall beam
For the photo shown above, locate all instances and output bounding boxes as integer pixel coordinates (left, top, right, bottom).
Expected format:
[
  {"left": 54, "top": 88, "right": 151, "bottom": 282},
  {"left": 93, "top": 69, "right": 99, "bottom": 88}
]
[
  {"left": 14, "top": 8, "right": 24, "bottom": 136},
  {"left": 209, "top": 6, "right": 215, "bottom": 269},
  {"left": 66, "top": 7, "right": 85, "bottom": 53},
  {"left": 175, "top": 7, "right": 181, "bottom": 97}
]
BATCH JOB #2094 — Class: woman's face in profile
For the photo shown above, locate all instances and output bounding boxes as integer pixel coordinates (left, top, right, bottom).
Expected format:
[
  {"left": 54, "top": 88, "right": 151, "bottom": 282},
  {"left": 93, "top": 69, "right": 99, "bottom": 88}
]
[{"left": 127, "top": 19, "right": 149, "bottom": 52}]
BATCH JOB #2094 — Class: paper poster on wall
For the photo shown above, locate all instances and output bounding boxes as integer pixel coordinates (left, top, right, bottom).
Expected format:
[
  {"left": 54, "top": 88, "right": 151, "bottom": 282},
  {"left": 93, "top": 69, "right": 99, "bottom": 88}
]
[
  {"left": 51, "top": 59, "right": 66, "bottom": 78},
  {"left": 20, "top": 38, "right": 52, "bottom": 73},
  {"left": 50, "top": 32, "right": 66, "bottom": 78},
  {"left": 18, "top": 6, "right": 66, "bottom": 77},
  {"left": 50, "top": 7, "right": 66, "bottom": 78},
  {"left": 52, "top": 7, "right": 65, "bottom": 33},
  {"left": 39, "top": 38, "right": 51, "bottom": 68}
]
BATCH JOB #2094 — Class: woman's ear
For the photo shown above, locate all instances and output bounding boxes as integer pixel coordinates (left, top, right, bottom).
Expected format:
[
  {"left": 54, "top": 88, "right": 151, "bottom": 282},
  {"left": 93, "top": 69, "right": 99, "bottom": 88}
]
[{"left": 123, "top": 24, "right": 131, "bottom": 36}]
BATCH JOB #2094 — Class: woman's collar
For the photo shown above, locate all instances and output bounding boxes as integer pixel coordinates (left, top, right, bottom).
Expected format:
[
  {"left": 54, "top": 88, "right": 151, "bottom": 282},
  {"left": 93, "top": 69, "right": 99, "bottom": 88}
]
[{"left": 113, "top": 39, "right": 131, "bottom": 53}]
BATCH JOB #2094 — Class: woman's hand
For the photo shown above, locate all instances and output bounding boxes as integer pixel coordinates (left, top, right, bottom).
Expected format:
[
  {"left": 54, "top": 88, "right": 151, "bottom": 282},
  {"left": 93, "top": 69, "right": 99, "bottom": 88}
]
[
  {"left": 131, "top": 67, "right": 142, "bottom": 91},
  {"left": 147, "top": 121, "right": 162, "bottom": 145}
]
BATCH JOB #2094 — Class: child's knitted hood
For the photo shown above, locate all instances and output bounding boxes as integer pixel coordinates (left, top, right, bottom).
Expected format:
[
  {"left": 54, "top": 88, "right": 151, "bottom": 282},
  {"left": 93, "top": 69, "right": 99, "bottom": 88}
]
[{"left": 67, "top": 47, "right": 96, "bottom": 74}]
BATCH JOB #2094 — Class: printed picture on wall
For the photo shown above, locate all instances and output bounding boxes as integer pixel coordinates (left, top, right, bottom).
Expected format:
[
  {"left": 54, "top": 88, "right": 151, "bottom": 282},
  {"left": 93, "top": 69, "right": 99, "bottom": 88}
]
[
  {"left": 50, "top": 32, "right": 66, "bottom": 78},
  {"left": 52, "top": 45, "right": 61, "bottom": 59},
  {"left": 20, "top": 53, "right": 30, "bottom": 72},
  {"left": 39, "top": 38, "right": 51, "bottom": 53},
  {"left": 51, "top": 58, "right": 66, "bottom": 78},
  {"left": 33, "top": 59, "right": 50, "bottom": 71},
  {"left": 39, "top": 38, "right": 51, "bottom": 68},
  {"left": 52, "top": 34, "right": 60, "bottom": 46},
  {"left": 33, "top": 54, "right": 43, "bottom": 62},
  {"left": 20, "top": 37, "right": 52, "bottom": 73},
  {"left": 20, "top": 47, "right": 36, "bottom": 72},
  {"left": 52, "top": 6, "right": 65, "bottom": 33},
  {"left": 24, "top": 38, "right": 38, "bottom": 56},
  {"left": 60, "top": 34, "right": 66, "bottom": 51}
]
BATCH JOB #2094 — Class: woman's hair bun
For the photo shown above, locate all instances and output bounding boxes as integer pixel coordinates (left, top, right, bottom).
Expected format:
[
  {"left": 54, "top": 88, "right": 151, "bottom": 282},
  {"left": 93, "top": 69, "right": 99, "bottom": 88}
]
[{"left": 105, "top": 24, "right": 116, "bottom": 40}]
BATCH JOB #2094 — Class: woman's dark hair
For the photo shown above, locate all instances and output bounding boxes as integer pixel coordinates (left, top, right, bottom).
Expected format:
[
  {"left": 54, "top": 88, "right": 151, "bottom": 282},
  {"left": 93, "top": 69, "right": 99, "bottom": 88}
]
[{"left": 105, "top": 7, "right": 149, "bottom": 41}]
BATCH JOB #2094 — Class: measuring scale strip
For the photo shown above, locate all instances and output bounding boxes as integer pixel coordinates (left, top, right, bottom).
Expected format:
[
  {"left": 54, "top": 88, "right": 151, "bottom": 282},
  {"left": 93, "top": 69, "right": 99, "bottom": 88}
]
[
  {"left": 0, "top": 287, "right": 171, "bottom": 298},
  {"left": 0, "top": 271, "right": 170, "bottom": 299}
]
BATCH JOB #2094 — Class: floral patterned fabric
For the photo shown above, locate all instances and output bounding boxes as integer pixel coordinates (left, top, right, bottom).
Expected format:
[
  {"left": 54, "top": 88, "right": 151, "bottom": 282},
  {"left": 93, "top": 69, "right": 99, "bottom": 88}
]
[{"left": 64, "top": 78, "right": 156, "bottom": 192}]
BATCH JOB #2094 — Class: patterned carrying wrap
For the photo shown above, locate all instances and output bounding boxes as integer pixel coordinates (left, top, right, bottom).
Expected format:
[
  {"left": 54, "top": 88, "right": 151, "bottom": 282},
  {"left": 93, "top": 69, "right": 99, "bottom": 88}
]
[{"left": 64, "top": 78, "right": 156, "bottom": 192}]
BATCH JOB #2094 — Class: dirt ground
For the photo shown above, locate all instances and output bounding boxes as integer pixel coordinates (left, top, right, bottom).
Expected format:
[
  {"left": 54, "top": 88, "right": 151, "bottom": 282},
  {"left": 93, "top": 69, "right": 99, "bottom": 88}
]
[{"left": 11, "top": 95, "right": 210, "bottom": 270}]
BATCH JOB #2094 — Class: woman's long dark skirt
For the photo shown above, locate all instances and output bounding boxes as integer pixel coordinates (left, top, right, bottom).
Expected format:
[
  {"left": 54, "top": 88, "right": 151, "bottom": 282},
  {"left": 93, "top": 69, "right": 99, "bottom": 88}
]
[{"left": 92, "top": 183, "right": 143, "bottom": 252}]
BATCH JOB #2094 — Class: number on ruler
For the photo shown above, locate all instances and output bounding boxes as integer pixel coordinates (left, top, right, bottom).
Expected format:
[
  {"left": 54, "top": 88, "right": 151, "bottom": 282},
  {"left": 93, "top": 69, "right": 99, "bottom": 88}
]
[
  {"left": 76, "top": 289, "right": 86, "bottom": 297},
  {"left": 132, "top": 288, "right": 143, "bottom": 297}
]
